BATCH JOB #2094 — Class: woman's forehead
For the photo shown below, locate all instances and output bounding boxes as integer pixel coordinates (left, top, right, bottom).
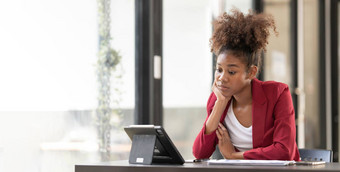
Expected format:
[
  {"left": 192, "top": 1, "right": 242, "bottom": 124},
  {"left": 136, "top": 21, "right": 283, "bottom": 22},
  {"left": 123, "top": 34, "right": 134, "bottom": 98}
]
[{"left": 217, "top": 53, "right": 244, "bottom": 65}]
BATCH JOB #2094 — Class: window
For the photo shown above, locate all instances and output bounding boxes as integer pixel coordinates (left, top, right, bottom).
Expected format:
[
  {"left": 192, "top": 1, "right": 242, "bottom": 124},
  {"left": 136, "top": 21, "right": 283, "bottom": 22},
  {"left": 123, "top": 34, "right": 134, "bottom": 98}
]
[
  {"left": 0, "top": 0, "right": 134, "bottom": 171},
  {"left": 163, "top": 0, "right": 213, "bottom": 159}
]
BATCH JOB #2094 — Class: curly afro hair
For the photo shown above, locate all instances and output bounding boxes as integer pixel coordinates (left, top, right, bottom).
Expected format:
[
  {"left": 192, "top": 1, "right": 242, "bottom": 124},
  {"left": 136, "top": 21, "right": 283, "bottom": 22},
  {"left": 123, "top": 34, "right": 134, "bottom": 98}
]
[{"left": 210, "top": 9, "right": 277, "bottom": 71}]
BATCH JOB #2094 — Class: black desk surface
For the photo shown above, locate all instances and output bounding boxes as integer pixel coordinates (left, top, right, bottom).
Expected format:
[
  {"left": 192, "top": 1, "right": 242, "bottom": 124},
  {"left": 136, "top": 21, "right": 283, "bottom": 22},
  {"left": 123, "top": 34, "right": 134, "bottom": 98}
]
[{"left": 75, "top": 160, "right": 340, "bottom": 172}]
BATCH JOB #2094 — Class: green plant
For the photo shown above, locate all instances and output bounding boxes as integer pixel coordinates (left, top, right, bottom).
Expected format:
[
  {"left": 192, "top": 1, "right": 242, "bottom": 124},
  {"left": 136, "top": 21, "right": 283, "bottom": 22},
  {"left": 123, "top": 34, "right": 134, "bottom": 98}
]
[{"left": 96, "top": 0, "right": 122, "bottom": 161}]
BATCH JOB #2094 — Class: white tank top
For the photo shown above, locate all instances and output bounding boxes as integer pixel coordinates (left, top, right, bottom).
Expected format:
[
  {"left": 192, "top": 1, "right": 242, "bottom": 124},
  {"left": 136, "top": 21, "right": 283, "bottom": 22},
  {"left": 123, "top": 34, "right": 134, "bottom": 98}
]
[{"left": 224, "top": 100, "right": 253, "bottom": 152}]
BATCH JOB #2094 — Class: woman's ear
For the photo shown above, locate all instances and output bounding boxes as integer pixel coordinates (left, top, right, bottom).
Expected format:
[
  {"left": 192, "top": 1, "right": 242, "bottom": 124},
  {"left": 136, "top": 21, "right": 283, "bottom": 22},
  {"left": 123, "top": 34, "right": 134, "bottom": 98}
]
[{"left": 247, "top": 65, "right": 258, "bottom": 79}]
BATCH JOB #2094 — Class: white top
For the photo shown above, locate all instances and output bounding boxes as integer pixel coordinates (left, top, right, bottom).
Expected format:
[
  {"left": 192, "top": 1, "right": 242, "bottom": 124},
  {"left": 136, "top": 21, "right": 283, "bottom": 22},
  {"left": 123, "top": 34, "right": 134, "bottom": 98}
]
[{"left": 224, "top": 100, "right": 253, "bottom": 152}]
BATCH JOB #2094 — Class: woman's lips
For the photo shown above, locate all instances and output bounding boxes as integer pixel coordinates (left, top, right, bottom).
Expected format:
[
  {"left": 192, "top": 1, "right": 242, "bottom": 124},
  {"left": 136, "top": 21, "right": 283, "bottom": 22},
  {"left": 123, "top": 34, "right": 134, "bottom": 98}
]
[{"left": 217, "top": 85, "right": 229, "bottom": 91}]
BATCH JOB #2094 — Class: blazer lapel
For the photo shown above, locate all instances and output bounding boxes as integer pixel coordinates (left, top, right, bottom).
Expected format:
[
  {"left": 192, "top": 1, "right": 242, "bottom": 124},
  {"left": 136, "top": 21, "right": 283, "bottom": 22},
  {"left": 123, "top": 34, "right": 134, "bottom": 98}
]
[{"left": 251, "top": 79, "right": 268, "bottom": 148}]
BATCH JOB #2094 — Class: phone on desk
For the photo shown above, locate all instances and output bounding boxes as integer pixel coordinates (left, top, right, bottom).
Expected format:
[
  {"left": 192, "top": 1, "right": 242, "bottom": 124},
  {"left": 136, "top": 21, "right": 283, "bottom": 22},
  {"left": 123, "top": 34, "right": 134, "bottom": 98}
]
[{"left": 294, "top": 161, "right": 326, "bottom": 165}]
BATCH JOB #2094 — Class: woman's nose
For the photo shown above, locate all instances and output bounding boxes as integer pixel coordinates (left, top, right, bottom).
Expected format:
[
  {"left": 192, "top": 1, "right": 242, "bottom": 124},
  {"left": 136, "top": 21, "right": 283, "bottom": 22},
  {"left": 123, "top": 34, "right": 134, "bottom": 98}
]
[{"left": 218, "top": 72, "right": 227, "bottom": 82}]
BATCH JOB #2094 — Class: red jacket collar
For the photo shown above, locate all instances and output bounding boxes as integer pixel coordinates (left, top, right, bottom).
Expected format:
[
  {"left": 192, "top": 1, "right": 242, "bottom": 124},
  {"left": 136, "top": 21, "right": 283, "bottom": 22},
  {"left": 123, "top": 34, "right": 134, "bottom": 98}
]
[
  {"left": 251, "top": 78, "right": 267, "bottom": 105},
  {"left": 251, "top": 78, "right": 268, "bottom": 148}
]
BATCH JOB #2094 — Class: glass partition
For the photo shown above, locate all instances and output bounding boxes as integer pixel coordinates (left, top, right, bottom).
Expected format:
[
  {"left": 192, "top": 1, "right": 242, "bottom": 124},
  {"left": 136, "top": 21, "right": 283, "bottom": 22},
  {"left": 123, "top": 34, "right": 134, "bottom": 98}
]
[
  {"left": 163, "top": 0, "right": 213, "bottom": 159},
  {"left": 263, "top": 0, "right": 293, "bottom": 88},
  {"left": 302, "top": 0, "right": 320, "bottom": 149}
]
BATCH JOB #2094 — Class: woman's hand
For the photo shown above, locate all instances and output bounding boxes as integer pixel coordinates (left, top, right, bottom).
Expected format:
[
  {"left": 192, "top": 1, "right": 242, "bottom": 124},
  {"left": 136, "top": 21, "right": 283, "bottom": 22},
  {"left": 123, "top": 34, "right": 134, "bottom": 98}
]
[
  {"left": 212, "top": 80, "right": 231, "bottom": 102},
  {"left": 216, "top": 123, "right": 244, "bottom": 159},
  {"left": 216, "top": 123, "right": 234, "bottom": 158}
]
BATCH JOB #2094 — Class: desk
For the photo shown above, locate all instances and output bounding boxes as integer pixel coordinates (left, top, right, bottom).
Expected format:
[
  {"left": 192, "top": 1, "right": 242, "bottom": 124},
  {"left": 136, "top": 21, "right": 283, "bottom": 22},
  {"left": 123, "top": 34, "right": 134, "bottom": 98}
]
[{"left": 75, "top": 160, "right": 340, "bottom": 172}]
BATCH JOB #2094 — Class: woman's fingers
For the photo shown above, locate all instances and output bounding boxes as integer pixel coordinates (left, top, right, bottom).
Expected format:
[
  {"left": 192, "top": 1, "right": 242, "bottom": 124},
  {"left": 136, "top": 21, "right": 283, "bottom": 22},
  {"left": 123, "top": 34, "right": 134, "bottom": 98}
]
[
  {"left": 217, "top": 123, "right": 231, "bottom": 144},
  {"left": 217, "top": 127, "right": 225, "bottom": 140},
  {"left": 218, "top": 123, "right": 226, "bottom": 130},
  {"left": 216, "top": 130, "right": 221, "bottom": 139},
  {"left": 218, "top": 123, "right": 230, "bottom": 138},
  {"left": 218, "top": 123, "right": 226, "bottom": 134}
]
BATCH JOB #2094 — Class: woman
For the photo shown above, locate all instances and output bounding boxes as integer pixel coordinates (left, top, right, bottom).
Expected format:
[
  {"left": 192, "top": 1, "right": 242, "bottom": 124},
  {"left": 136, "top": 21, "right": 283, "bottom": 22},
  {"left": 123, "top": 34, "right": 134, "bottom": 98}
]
[{"left": 192, "top": 9, "right": 300, "bottom": 160}]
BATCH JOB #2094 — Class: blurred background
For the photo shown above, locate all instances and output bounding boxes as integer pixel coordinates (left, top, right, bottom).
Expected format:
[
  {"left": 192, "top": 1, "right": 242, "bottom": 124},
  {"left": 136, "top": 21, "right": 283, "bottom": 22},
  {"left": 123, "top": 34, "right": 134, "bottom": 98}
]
[{"left": 0, "top": 0, "right": 339, "bottom": 171}]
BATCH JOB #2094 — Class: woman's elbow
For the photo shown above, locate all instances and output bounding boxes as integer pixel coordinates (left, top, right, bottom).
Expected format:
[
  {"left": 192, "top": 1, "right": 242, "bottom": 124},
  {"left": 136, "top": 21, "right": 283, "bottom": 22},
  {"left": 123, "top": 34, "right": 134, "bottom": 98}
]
[
  {"left": 192, "top": 147, "right": 210, "bottom": 159},
  {"left": 192, "top": 149, "right": 204, "bottom": 159},
  {"left": 274, "top": 143, "right": 294, "bottom": 160}
]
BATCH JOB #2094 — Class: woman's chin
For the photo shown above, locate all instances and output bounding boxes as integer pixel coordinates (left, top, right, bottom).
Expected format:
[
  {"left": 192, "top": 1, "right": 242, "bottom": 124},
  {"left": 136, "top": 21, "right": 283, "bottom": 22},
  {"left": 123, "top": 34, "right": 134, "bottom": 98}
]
[
  {"left": 220, "top": 91, "right": 233, "bottom": 99},
  {"left": 216, "top": 87, "right": 233, "bottom": 98}
]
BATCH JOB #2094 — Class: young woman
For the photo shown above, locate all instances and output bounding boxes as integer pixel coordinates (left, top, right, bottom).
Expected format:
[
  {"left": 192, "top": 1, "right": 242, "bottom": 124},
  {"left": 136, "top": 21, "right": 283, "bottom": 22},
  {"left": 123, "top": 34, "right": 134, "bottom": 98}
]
[{"left": 192, "top": 9, "right": 300, "bottom": 160}]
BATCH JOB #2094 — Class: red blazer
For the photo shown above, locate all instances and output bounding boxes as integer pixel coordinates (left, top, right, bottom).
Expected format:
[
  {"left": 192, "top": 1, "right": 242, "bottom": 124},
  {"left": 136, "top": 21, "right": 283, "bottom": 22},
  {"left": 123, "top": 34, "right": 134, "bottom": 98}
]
[{"left": 192, "top": 78, "right": 300, "bottom": 160}]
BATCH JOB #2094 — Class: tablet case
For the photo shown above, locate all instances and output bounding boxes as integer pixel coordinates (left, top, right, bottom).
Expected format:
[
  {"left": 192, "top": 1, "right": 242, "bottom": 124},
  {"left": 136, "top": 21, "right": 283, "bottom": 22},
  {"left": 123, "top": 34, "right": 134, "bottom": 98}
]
[{"left": 124, "top": 125, "right": 184, "bottom": 165}]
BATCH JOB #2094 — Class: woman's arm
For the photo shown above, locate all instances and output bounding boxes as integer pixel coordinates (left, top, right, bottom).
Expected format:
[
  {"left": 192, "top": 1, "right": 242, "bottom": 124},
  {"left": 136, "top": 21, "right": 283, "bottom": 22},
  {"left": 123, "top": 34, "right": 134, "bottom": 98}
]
[
  {"left": 192, "top": 80, "right": 231, "bottom": 159},
  {"left": 192, "top": 93, "right": 219, "bottom": 159},
  {"left": 205, "top": 100, "right": 228, "bottom": 134},
  {"left": 205, "top": 80, "right": 230, "bottom": 134}
]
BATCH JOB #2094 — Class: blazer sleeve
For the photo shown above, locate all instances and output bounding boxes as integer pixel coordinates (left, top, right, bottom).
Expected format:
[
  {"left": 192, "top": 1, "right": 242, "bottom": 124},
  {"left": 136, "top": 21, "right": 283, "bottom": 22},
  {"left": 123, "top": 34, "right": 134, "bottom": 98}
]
[
  {"left": 192, "top": 93, "right": 218, "bottom": 159},
  {"left": 243, "top": 86, "right": 298, "bottom": 160}
]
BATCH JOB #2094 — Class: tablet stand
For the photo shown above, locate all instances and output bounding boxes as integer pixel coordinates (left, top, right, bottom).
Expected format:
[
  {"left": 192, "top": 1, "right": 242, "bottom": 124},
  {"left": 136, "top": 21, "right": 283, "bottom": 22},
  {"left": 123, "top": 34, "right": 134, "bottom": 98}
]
[{"left": 129, "top": 135, "right": 156, "bottom": 165}]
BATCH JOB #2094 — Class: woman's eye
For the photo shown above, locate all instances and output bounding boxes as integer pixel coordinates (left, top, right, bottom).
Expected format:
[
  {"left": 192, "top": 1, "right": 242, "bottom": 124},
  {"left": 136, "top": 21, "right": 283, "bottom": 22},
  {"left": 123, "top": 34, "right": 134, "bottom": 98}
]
[
  {"left": 228, "top": 71, "right": 236, "bottom": 75},
  {"left": 216, "top": 68, "right": 223, "bottom": 73}
]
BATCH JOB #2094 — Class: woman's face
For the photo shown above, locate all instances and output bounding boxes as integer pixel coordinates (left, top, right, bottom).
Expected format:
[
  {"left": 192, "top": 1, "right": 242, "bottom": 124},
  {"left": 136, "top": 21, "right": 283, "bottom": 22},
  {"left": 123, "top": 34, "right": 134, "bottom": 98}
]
[{"left": 214, "top": 52, "right": 253, "bottom": 98}]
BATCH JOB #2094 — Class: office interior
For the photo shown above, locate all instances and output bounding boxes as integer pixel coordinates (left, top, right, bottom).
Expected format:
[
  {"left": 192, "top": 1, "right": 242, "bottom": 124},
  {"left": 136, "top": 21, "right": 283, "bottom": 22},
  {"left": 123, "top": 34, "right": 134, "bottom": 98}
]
[{"left": 0, "top": 0, "right": 339, "bottom": 171}]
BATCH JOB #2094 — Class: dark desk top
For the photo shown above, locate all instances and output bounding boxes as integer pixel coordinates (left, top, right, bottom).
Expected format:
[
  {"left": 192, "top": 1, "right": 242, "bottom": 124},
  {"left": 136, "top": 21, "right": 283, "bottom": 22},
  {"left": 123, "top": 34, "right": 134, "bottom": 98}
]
[{"left": 75, "top": 160, "right": 340, "bottom": 172}]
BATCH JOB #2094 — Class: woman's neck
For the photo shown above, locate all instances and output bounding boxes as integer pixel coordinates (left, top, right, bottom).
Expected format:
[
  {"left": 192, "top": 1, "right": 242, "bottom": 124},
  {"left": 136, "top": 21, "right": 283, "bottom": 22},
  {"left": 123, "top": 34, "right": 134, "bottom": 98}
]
[{"left": 233, "top": 81, "right": 252, "bottom": 107}]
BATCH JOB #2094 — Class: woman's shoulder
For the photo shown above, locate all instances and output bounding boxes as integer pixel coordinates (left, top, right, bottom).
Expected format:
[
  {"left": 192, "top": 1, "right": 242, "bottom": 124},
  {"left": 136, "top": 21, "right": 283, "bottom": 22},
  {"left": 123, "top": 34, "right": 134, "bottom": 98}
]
[
  {"left": 261, "top": 80, "right": 289, "bottom": 90},
  {"left": 253, "top": 79, "right": 290, "bottom": 98}
]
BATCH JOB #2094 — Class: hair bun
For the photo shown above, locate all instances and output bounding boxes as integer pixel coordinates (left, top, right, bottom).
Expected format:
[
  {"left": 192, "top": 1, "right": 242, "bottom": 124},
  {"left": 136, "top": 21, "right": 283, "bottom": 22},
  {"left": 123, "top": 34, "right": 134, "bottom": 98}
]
[{"left": 210, "top": 8, "right": 278, "bottom": 55}]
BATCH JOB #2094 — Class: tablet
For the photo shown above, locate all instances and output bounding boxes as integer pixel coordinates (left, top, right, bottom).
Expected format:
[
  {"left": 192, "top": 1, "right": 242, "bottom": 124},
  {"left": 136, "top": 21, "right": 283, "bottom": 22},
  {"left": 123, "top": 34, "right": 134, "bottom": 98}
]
[{"left": 124, "top": 125, "right": 185, "bottom": 165}]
